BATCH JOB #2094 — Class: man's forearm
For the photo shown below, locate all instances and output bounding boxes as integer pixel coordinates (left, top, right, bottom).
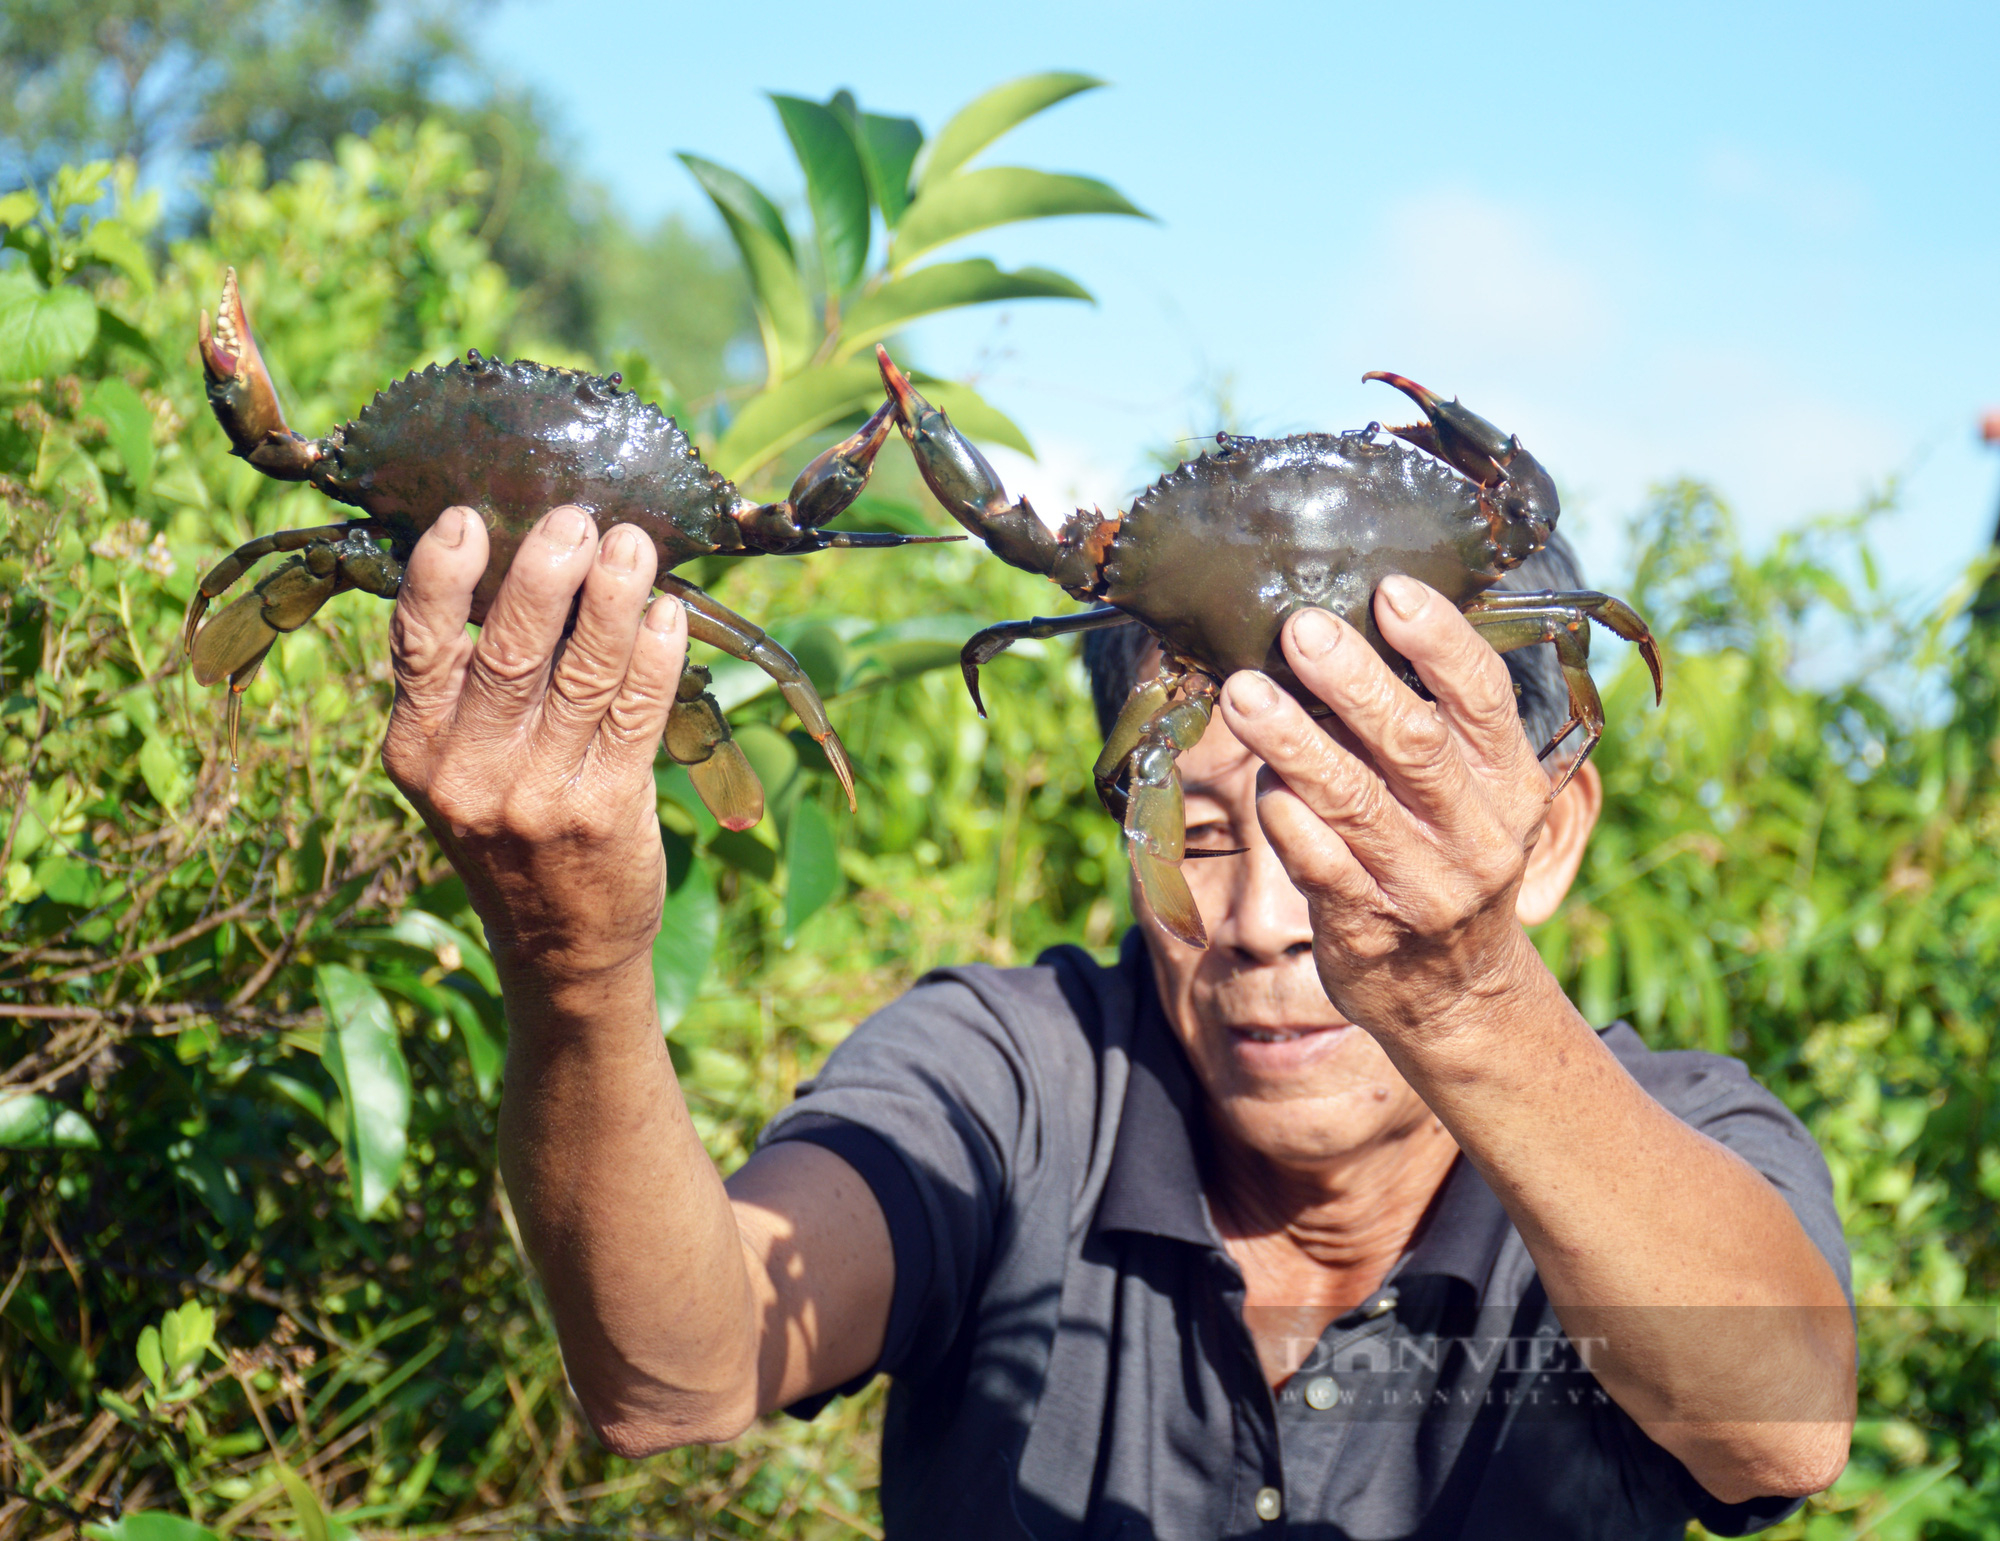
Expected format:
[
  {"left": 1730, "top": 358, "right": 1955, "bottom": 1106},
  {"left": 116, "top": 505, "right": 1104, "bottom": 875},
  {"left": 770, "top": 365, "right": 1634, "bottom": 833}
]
[
  {"left": 1385, "top": 934, "right": 1854, "bottom": 1501},
  {"left": 497, "top": 951, "right": 761, "bottom": 1453}
]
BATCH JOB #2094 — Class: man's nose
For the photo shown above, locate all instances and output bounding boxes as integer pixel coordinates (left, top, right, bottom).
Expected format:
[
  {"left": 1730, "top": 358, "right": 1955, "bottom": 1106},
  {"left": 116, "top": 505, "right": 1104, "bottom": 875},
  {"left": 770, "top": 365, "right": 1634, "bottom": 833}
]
[{"left": 1207, "top": 823, "right": 1315, "bottom": 964}]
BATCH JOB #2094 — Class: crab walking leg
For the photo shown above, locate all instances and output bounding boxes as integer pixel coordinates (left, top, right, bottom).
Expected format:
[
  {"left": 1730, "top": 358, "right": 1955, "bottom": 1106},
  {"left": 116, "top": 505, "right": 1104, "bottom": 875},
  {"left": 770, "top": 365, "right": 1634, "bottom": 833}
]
[
  {"left": 662, "top": 664, "right": 764, "bottom": 832},
  {"left": 1461, "top": 590, "right": 1664, "bottom": 798},
  {"left": 181, "top": 522, "right": 361, "bottom": 652},
  {"left": 658, "top": 574, "right": 858, "bottom": 811},
  {"left": 1119, "top": 674, "right": 1227, "bottom": 950},
  {"left": 1092, "top": 674, "right": 1174, "bottom": 824},
  {"left": 192, "top": 534, "right": 406, "bottom": 768},
  {"left": 962, "top": 606, "right": 1134, "bottom": 717}
]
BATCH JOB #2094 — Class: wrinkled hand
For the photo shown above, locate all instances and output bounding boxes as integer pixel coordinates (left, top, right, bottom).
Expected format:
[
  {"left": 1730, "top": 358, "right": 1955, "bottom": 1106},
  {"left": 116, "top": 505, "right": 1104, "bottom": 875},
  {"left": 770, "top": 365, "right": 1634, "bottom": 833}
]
[
  {"left": 1216, "top": 575, "right": 1555, "bottom": 1045},
  {"left": 381, "top": 504, "right": 686, "bottom": 981}
]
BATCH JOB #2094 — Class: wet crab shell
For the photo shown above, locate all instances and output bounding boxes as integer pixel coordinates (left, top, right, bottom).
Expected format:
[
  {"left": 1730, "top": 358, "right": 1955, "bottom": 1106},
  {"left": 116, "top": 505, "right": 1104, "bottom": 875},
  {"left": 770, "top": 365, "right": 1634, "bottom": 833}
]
[
  {"left": 1095, "top": 431, "right": 1510, "bottom": 702},
  {"left": 306, "top": 353, "right": 742, "bottom": 622}
]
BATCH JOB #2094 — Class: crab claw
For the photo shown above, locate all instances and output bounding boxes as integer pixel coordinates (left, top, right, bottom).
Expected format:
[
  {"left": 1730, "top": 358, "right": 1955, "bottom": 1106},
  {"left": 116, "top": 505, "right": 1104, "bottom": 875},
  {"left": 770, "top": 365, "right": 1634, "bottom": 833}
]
[
  {"left": 200, "top": 268, "right": 320, "bottom": 480},
  {"left": 1364, "top": 370, "right": 1558, "bottom": 561},
  {"left": 788, "top": 398, "right": 898, "bottom": 529},
  {"left": 876, "top": 345, "right": 1059, "bottom": 578}
]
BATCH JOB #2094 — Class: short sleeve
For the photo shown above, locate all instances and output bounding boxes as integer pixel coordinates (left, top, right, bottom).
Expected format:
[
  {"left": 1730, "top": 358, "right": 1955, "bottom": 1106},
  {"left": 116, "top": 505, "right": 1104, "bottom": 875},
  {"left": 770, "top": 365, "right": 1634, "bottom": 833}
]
[
  {"left": 758, "top": 966, "right": 1072, "bottom": 1410},
  {"left": 1598, "top": 1024, "right": 1854, "bottom": 1532}
]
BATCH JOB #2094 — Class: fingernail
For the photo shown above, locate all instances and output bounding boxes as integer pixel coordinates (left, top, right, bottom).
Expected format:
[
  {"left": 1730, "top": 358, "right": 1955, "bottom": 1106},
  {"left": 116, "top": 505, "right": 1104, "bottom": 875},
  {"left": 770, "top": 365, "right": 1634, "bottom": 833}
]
[
  {"left": 1292, "top": 607, "right": 1338, "bottom": 658},
  {"left": 601, "top": 524, "right": 640, "bottom": 573},
  {"left": 1226, "top": 672, "right": 1278, "bottom": 716},
  {"left": 436, "top": 506, "right": 468, "bottom": 547},
  {"left": 645, "top": 594, "right": 683, "bottom": 635},
  {"left": 545, "top": 505, "right": 591, "bottom": 551},
  {"left": 1381, "top": 574, "right": 1427, "bottom": 620}
]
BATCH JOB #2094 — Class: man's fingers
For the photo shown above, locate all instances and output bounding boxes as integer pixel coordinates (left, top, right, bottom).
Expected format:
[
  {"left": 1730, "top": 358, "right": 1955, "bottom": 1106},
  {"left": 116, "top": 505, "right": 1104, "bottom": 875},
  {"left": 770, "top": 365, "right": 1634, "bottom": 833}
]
[
  {"left": 1372, "top": 576, "right": 1535, "bottom": 782},
  {"left": 1278, "top": 606, "right": 1475, "bottom": 825},
  {"left": 383, "top": 506, "right": 484, "bottom": 787},
  {"left": 537, "top": 523, "right": 661, "bottom": 756},
  {"left": 455, "top": 505, "right": 599, "bottom": 743},
  {"left": 1219, "top": 666, "right": 1433, "bottom": 878},
  {"left": 1252, "top": 768, "right": 1383, "bottom": 916},
  {"left": 592, "top": 592, "right": 688, "bottom": 770}
]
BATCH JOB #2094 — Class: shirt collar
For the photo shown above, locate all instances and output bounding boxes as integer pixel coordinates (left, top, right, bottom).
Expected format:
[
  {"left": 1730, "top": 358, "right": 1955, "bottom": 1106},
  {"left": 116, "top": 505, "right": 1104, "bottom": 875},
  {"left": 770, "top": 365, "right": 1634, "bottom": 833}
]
[{"left": 1088, "top": 929, "right": 1512, "bottom": 1289}]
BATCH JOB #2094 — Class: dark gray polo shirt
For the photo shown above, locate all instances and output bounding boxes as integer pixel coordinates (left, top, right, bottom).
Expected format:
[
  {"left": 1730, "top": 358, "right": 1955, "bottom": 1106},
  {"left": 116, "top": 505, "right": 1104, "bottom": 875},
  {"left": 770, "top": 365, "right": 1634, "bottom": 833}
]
[{"left": 762, "top": 931, "right": 1850, "bottom": 1540}]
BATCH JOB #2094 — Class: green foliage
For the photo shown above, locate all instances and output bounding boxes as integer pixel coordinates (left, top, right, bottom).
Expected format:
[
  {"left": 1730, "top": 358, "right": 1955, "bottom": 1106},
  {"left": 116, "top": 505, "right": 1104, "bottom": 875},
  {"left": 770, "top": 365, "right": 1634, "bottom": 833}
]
[
  {"left": 0, "top": 119, "right": 1124, "bottom": 1536},
  {"left": 684, "top": 73, "right": 1149, "bottom": 482},
  {"left": 3, "top": 94, "right": 1998, "bottom": 1541}
]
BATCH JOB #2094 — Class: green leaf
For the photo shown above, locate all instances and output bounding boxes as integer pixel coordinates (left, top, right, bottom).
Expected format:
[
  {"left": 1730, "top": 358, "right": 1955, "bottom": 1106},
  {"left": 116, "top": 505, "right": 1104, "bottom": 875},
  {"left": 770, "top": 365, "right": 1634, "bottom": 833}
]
[
  {"left": 77, "top": 220, "right": 154, "bottom": 293},
  {"left": 679, "top": 154, "right": 814, "bottom": 382},
  {"left": 893, "top": 168, "right": 1150, "bottom": 271},
  {"left": 136, "top": 1325, "right": 165, "bottom": 1390},
  {"left": 0, "top": 1091, "right": 99, "bottom": 1148},
  {"left": 920, "top": 378, "right": 1035, "bottom": 459},
  {"left": 846, "top": 615, "right": 994, "bottom": 689},
  {"left": 315, "top": 964, "right": 411, "bottom": 1220},
  {"left": 138, "top": 736, "right": 189, "bottom": 811},
  {"left": 710, "top": 359, "right": 888, "bottom": 483},
  {"left": 705, "top": 828, "right": 779, "bottom": 885},
  {"left": 85, "top": 1515, "right": 226, "bottom": 1541},
  {"left": 713, "top": 360, "right": 1031, "bottom": 484},
  {"left": 357, "top": 910, "right": 500, "bottom": 995},
  {"left": 835, "top": 259, "right": 1091, "bottom": 360},
  {"left": 88, "top": 377, "right": 154, "bottom": 490},
  {"left": 276, "top": 1461, "right": 333, "bottom": 1541},
  {"left": 784, "top": 798, "right": 841, "bottom": 937},
  {"left": 0, "top": 189, "right": 37, "bottom": 229},
  {"left": 0, "top": 271, "right": 99, "bottom": 379},
  {"left": 856, "top": 112, "right": 923, "bottom": 228},
  {"left": 95, "top": 307, "right": 163, "bottom": 366},
  {"left": 918, "top": 72, "right": 1105, "bottom": 190},
  {"left": 772, "top": 94, "right": 872, "bottom": 294},
  {"left": 652, "top": 855, "right": 718, "bottom": 1033}
]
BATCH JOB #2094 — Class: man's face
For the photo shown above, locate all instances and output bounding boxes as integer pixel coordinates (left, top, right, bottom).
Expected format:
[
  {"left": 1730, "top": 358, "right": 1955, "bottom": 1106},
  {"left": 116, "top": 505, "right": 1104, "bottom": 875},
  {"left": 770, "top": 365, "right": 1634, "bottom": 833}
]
[{"left": 1137, "top": 706, "right": 1442, "bottom": 1170}]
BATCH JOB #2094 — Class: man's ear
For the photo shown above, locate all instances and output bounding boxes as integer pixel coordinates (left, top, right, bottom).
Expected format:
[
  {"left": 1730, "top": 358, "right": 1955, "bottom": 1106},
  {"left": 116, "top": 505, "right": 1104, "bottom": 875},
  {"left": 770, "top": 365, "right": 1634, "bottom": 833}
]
[{"left": 1516, "top": 758, "right": 1602, "bottom": 926}]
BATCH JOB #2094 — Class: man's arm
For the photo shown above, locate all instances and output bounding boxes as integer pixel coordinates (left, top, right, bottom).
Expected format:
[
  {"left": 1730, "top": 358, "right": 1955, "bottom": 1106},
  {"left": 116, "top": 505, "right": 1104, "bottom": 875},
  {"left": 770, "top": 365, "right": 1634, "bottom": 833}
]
[
  {"left": 1217, "top": 580, "right": 1855, "bottom": 1506},
  {"left": 381, "top": 506, "right": 893, "bottom": 1453}
]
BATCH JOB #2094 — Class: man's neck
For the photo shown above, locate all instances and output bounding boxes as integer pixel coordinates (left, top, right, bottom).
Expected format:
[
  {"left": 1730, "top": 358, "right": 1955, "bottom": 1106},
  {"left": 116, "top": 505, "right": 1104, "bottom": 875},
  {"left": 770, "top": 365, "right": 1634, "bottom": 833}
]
[{"left": 1206, "top": 1114, "right": 1460, "bottom": 1385}]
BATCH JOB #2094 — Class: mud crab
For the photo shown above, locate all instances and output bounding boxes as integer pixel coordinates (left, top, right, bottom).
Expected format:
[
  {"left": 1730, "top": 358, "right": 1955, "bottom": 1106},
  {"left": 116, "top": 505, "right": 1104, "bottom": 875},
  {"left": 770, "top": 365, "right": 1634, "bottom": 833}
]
[
  {"left": 873, "top": 347, "right": 1663, "bottom": 948},
  {"left": 184, "top": 269, "right": 952, "bottom": 830}
]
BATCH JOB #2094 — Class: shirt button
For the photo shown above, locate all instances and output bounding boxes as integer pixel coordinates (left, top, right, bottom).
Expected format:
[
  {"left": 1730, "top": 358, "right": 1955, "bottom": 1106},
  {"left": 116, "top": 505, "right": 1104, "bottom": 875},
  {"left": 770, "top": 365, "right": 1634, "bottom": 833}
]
[
  {"left": 1254, "top": 1486, "right": 1284, "bottom": 1522},
  {"left": 1304, "top": 1375, "right": 1340, "bottom": 1410}
]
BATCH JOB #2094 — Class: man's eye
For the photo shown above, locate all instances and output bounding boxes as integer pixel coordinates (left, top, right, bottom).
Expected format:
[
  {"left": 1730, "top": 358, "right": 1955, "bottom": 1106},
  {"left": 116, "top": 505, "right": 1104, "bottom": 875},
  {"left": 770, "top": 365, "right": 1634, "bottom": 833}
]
[{"left": 1185, "top": 820, "right": 1230, "bottom": 844}]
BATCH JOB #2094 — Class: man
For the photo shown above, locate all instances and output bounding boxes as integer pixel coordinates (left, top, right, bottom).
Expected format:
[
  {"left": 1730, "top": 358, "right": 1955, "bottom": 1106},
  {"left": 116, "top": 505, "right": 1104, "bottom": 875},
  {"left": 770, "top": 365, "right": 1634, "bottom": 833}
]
[{"left": 381, "top": 499, "right": 1855, "bottom": 1539}]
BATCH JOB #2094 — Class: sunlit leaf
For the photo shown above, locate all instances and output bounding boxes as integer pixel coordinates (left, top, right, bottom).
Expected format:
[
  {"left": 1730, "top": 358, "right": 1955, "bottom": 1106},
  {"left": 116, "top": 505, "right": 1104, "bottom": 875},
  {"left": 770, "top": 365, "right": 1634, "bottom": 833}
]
[
  {"left": 835, "top": 259, "right": 1091, "bottom": 360},
  {"left": 653, "top": 854, "right": 719, "bottom": 1033},
  {"left": 0, "top": 189, "right": 37, "bottom": 228},
  {"left": 0, "top": 1092, "right": 99, "bottom": 1149},
  {"left": 276, "top": 1461, "right": 333, "bottom": 1541},
  {"left": 772, "top": 94, "right": 871, "bottom": 294},
  {"left": 88, "top": 376, "right": 154, "bottom": 490},
  {"left": 315, "top": 964, "right": 411, "bottom": 1220},
  {"left": 0, "top": 270, "right": 98, "bottom": 379},
  {"left": 917, "top": 72, "right": 1105, "bottom": 190},
  {"left": 678, "top": 154, "right": 814, "bottom": 381},
  {"left": 893, "top": 168, "right": 1150, "bottom": 271},
  {"left": 85, "top": 1515, "right": 225, "bottom": 1541},
  {"left": 77, "top": 219, "right": 154, "bottom": 293},
  {"left": 784, "top": 797, "right": 841, "bottom": 936},
  {"left": 138, "top": 736, "right": 189, "bottom": 810},
  {"left": 857, "top": 112, "right": 923, "bottom": 228}
]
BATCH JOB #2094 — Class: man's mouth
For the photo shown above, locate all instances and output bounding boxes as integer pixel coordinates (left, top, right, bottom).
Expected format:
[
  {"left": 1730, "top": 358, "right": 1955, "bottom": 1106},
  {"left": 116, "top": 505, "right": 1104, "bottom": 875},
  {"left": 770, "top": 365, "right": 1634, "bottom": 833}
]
[{"left": 1227, "top": 1022, "right": 1346, "bottom": 1047}]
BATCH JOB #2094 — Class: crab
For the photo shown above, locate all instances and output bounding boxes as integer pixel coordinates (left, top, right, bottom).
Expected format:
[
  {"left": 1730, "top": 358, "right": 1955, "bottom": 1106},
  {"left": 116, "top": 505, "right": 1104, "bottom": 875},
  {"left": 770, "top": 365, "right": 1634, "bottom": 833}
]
[
  {"left": 184, "top": 268, "right": 953, "bottom": 831},
  {"left": 872, "top": 347, "right": 1663, "bottom": 949}
]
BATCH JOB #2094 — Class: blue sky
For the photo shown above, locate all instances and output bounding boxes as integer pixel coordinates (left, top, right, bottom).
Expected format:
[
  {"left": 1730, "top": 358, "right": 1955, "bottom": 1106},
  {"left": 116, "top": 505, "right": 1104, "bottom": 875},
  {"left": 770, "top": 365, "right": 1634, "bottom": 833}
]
[{"left": 481, "top": 0, "right": 2000, "bottom": 605}]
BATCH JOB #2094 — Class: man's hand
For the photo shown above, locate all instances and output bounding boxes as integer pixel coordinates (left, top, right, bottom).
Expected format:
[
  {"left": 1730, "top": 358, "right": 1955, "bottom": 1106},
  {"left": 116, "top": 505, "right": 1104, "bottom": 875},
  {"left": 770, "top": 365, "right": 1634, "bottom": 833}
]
[
  {"left": 1215, "top": 575, "right": 1554, "bottom": 1045},
  {"left": 380, "top": 504, "right": 687, "bottom": 981}
]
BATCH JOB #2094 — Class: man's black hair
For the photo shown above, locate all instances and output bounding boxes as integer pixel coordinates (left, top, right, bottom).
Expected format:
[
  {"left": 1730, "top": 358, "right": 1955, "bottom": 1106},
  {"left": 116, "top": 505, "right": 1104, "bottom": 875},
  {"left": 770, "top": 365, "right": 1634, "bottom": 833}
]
[{"left": 1080, "top": 530, "right": 1586, "bottom": 756}]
